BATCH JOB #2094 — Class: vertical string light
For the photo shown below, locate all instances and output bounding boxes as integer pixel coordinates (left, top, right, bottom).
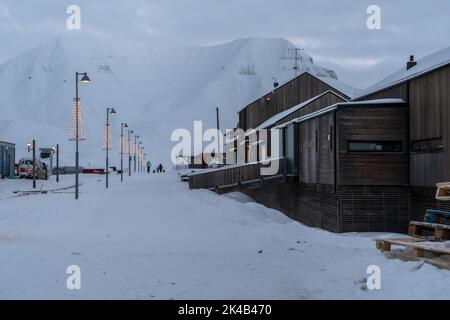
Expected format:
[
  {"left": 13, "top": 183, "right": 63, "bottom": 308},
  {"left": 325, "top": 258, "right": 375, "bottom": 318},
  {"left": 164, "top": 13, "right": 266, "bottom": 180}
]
[
  {"left": 69, "top": 98, "right": 86, "bottom": 141},
  {"left": 117, "top": 135, "right": 128, "bottom": 154},
  {"left": 102, "top": 124, "right": 112, "bottom": 150}
]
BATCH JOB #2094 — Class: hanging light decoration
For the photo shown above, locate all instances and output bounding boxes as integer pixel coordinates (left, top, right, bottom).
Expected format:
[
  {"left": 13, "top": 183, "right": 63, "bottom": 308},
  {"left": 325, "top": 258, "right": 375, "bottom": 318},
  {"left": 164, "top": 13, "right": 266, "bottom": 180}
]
[
  {"left": 102, "top": 124, "right": 112, "bottom": 150},
  {"left": 69, "top": 98, "right": 86, "bottom": 141}
]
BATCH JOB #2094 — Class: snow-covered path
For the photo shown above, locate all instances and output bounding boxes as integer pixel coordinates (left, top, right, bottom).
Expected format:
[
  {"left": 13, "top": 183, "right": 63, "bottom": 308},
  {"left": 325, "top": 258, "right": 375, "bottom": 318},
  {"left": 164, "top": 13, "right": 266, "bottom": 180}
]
[{"left": 0, "top": 173, "right": 449, "bottom": 299}]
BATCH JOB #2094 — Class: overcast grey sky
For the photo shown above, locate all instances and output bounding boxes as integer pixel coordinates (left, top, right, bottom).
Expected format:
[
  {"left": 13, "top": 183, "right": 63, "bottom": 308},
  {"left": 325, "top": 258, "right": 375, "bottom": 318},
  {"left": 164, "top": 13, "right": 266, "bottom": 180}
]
[{"left": 1, "top": 0, "right": 449, "bottom": 88}]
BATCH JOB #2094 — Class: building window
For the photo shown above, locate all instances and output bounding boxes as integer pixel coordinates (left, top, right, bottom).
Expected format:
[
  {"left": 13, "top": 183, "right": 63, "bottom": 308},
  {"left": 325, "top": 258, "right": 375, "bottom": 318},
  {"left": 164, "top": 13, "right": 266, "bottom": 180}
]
[
  {"left": 348, "top": 141, "right": 403, "bottom": 153},
  {"left": 411, "top": 138, "right": 443, "bottom": 153}
]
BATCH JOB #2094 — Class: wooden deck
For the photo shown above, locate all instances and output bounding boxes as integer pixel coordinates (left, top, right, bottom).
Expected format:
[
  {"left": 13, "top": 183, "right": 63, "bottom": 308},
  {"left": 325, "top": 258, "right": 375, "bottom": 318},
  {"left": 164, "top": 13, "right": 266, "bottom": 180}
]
[{"left": 188, "top": 159, "right": 287, "bottom": 192}]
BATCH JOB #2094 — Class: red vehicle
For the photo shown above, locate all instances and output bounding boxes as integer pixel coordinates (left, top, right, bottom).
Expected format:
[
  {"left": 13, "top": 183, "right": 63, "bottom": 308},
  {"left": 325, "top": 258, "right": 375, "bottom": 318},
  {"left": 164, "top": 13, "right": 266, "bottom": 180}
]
[
  {"left": 18, "top": 158, "right": 48, "bottom": 180},
  {"left": 82, "top": 168, "right": 105, "bottom": 174}
]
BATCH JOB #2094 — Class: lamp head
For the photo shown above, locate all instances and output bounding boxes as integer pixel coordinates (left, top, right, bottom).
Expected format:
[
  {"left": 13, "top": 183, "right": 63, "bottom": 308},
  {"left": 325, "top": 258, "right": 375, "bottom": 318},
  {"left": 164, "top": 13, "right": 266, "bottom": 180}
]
[
  {"left": 110, "top": 108, "right": 117, "bottom": 116},
  {"left": 80, "top": 73, "right": 91, "bottom": 84},
  {"left": 124, "top": 123, "right": 128, "bottom": 128}
]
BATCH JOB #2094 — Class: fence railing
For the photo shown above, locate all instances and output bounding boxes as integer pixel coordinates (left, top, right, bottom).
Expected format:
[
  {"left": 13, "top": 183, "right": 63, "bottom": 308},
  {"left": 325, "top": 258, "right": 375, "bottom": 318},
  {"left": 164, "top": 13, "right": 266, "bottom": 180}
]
[{"left": 188, "top": 158, "right": 286, "bottom": 191}]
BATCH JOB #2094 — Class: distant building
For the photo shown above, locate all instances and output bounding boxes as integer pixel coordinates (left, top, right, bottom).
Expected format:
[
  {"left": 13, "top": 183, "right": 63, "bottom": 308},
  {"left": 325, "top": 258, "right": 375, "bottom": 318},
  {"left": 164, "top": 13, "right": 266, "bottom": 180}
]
[{"left": 0, "top": 141, "right": 16, "bottom": 179}]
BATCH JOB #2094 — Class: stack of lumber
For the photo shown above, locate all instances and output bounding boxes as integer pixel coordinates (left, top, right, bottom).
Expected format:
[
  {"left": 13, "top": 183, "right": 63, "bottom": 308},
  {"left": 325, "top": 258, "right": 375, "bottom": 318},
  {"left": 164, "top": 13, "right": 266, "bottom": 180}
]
[
  {"left": 375, "top": 236, "right": 450, "bottom": 270},
  {"left": 374, "top": 183, "right": 450, "bottom": 270}
]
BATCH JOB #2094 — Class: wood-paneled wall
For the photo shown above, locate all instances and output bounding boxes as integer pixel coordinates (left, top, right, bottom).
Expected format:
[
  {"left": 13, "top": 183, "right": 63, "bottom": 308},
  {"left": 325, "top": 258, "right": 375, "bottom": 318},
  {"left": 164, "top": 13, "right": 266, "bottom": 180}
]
[
  {"left": 189, "top": 160, "right": 286, "bottom": 190},
  {"left": 337, "top": 105, "right": 409, "bottom": 186},
  {"left": 239, "top": 73, "right": 349, "bottom": 131},
  {"left": 262, "top": 92, "right": 344, "bottom": 160},
  {"left": 410, "top": 153, "right": 444, "bottom": 186},
  {"left": 356, "top": 82, "right": 408, "bottom": 102},
  {"left": 244, "top": 183, "right": 411, "bottom": 233},
  {"left": 298, "top": 112, "right": 335, "bottom": 185},
  {"left": 272, "top": 91, "right": 345, "bottom": 127},
  {"left": 409, "top": 64, "right": 450, "bottom": 185}
]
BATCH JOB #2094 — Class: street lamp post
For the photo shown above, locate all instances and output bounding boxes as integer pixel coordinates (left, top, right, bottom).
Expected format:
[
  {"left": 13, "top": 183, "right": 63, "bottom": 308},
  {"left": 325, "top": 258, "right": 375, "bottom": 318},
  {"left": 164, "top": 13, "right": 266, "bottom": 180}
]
[
  {"left": 120, "top": 122, "right": 128, "bottom": 182},
  {"left": 55, "top": 144, "right": 59, "bottom": 183},
  {"left": 105, "top": 108, "right": 117, "bottom": 189},
  {"left": 74, "top": 72, "right": 91, "bottom": 200},
  {"left": 32, "top": 140, "right": 36, "bottom": 189},
  {"left": 128, "top": 129, "right": 133, "bottom": 177}
]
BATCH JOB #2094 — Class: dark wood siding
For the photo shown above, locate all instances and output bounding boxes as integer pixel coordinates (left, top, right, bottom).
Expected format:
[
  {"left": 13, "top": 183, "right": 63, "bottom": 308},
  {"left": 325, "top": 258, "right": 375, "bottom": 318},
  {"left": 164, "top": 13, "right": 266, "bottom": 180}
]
[
  {"left": 189, "top": 161, "right": 286, "bottom": 190},
  {"left": 298, "top": 112, "right": 335, "bottom": 185},
  {"left": 410, "top": 153, "right": 444, "bottom": 187},
  {"left": 264, "top": 92, "right": 344, "bottom": 160},
  {"left": 239, "top": 73, "right": 348, "bottom": 131},
  {"left": 409, "top": 64, "right": 450, "bottom": 186},
  {"left": 272, "top": 91, "right": 345, "bottom": 127},
  {"left": 337, "top": 105, "right": 409, "bottom": 186},
  {"left": 244, "top": 183, "right": 411, "bottom": 233},
  {"left": 356, "top": 82, "right": 408, "bottom": 102}
]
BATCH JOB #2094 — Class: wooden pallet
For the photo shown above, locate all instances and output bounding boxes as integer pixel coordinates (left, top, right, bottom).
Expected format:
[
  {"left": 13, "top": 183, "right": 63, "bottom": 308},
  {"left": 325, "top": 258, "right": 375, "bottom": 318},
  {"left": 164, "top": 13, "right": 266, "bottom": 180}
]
[
  {"left": 376, "top": 237, "right": 425, "bottom": 253},
  {"left": 436, "top": 182, "right": 450, "bottom": 201},
  {"left": 409, "top": 221, "right": 450, "bottom": 241},
  {"left": 375, "top": 237, "right": 450, "bottom": 270}
]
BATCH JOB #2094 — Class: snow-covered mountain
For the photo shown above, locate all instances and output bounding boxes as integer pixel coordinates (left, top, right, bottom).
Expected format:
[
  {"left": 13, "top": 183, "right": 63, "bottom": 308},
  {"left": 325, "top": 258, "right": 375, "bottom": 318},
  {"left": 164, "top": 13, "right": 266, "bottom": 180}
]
[{"left": 0, "top": 34, "right": 356, "bottom": 167}]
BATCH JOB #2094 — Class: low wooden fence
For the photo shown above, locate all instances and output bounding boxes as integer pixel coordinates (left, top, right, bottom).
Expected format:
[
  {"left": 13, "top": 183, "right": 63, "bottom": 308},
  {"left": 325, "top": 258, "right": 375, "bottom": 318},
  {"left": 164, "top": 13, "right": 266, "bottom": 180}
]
[{"left": 188, "top": 159, "right": 286, "bottom": 192}]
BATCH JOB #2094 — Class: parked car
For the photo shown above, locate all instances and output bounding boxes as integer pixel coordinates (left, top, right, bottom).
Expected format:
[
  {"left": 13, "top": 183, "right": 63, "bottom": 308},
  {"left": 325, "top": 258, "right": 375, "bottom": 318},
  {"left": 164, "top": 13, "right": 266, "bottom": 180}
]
[{"left": 18, "top": 158, "right": 48, "bottom": 180}]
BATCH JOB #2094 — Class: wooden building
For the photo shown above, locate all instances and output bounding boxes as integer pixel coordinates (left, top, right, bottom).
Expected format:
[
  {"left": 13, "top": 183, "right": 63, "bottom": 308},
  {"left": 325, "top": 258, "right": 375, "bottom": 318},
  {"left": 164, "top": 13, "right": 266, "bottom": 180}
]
[
  {"left": 244, "top": 100, "right": 410, "bottom": 232},
  {"left": 354, "top": 50, "right": 450, "bottom": 225},
  {"left": 189, "top": 47, "right": 450, "bottom": 233},
  {"left": 238, "top": 71, "right": 355, "bottom": 132}
]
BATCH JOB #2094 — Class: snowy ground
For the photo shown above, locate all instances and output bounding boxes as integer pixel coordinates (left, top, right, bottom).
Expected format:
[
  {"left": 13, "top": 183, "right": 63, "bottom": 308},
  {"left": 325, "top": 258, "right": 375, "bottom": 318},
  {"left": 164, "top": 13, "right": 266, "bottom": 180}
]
[{"left": 0, "top": 173, "right": 449, "bottom": 300}]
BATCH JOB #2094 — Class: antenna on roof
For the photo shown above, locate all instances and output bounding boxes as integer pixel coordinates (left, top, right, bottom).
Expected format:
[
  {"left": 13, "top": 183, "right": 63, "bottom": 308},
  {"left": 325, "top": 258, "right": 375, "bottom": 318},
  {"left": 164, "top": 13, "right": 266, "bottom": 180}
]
[
  {"left": 288, "top": 48, "right": 304, "bottom": 77},
  {"left": 272, "top": 77, "right": 279, "bottom": 90}
]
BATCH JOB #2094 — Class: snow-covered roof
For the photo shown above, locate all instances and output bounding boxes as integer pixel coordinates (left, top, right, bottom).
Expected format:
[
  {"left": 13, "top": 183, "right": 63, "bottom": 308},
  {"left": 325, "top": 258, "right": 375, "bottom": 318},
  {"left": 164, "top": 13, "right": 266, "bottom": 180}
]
[
  {"left": 254, "top": 90, "right": 347, "bottom": 130},
  {"left": 0, "top": 140, "right": 15, "bottom": 146},
  {"left": 355, "top": 46, "right": 450, "bottom": 100},
  {"left": 238, "top": 71, "right": 358, "bottom": 113},
  {"left": 274, "top": 98, "right": 406, "bottom": 129}
]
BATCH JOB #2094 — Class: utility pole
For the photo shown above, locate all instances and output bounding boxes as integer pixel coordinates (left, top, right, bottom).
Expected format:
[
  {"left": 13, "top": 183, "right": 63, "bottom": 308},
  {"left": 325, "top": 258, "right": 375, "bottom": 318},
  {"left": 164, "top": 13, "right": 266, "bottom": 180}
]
[{"left": 32, "top": 139, "right": 36, "bottom": 189}]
